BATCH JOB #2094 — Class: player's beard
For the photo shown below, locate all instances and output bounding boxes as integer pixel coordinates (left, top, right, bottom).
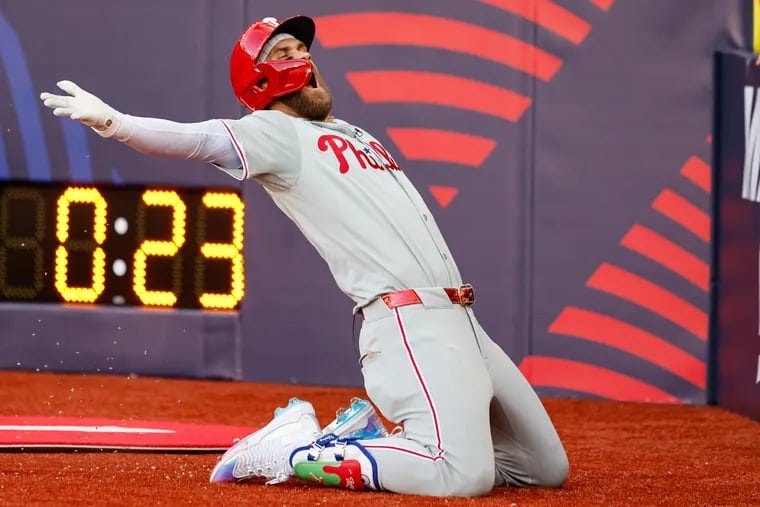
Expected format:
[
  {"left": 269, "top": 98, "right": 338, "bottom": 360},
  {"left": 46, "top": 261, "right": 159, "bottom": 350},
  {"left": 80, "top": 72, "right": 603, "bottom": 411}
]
[{"left": 279, "top": 82, "right": 333, "bottom": 122}]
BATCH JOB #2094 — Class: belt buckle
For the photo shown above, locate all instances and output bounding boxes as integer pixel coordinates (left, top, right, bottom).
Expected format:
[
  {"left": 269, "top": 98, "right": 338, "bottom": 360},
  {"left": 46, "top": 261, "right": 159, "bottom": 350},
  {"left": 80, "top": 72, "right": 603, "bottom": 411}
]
[{"left": 458, "top": 284, "right": 475, "bottom": 305}]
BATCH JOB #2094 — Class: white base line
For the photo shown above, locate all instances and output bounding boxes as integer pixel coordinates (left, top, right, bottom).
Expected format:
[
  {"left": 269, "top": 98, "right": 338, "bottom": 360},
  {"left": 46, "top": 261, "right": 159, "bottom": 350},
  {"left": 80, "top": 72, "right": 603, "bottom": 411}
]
[{"left": 0, "top": 426, "right": 173, "bottom": 433}]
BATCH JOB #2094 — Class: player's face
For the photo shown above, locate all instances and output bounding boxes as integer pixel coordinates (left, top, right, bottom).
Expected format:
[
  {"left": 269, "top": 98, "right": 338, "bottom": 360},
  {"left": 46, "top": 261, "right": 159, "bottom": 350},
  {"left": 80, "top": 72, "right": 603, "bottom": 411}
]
[{"left": 267, "top": 38, "right": 333, "bottom": 121}]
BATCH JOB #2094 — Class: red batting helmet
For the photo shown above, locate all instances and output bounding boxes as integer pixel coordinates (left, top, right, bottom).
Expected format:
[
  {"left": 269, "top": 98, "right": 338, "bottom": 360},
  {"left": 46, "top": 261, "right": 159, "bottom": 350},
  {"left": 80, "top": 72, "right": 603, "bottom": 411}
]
[{"left": 230, "top": 15, "right": 316, "bottom": 111}]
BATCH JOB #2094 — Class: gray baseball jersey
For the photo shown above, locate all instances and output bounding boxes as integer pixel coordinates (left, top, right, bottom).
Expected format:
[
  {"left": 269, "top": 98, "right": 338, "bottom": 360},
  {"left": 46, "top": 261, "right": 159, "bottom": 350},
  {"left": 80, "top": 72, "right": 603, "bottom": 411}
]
[
  {"left": 217, "top": 110, "right": 568, "bottom": 495},
  {"left": 218, "top": 111, "right": 461, "bottom": 310}
]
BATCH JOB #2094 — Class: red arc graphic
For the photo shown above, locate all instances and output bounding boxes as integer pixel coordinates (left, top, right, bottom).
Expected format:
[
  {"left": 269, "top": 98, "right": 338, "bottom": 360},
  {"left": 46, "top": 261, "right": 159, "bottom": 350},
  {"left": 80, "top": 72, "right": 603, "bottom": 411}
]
[
  {"left": 520, "top": 356, "right": 682, "bottom": 403},
  {"left": 314, "top": 5, "right": 609, "bottom": 207},
  {"left": 522, "top": 152, "right": 711, "bottom": 401},
  {"left": 316, "top": 12, "right": 562, "bottom": 80}
]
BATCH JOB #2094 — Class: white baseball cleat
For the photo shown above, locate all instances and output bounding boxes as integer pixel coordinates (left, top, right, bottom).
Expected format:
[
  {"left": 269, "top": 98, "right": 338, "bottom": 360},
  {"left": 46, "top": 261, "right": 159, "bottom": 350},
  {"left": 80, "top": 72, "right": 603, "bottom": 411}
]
[{"left": 209, "top": 398, "right": 321, "bottom": 484}]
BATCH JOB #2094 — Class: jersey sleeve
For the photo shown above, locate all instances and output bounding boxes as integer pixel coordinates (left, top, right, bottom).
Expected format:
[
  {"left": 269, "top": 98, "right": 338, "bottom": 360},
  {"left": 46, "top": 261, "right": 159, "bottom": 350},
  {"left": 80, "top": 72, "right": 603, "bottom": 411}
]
[
  {"left": 215, "top": 111, "right": 302, "bottom": 191},
  {"left": 106, "top": 116, "right": 242, "bottom": 169}
]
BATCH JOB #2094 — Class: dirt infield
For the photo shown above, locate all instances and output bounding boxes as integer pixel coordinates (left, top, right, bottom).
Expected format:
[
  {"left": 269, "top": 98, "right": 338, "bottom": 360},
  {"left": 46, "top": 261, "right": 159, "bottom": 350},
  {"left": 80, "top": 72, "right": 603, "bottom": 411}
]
[{"left": 0, "top": 371, "right": 759, "bottom": 506}]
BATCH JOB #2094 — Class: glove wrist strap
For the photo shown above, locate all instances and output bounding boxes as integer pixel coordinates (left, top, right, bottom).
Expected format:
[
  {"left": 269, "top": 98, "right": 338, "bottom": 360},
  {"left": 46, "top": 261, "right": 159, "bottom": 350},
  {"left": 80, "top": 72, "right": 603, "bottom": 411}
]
[{"left": 91, "top": 110, "right": 122, "bottom": 138}]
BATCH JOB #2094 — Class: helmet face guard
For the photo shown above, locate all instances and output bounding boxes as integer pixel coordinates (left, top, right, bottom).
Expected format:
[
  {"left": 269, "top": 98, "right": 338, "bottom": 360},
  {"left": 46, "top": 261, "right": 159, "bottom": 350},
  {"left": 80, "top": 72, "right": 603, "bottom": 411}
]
[
  {"left": 238, "top": 59, "right": 314, "bottom": 111},
  {"left": 230, "top": 15, "right": 316, "bottom": 111}
]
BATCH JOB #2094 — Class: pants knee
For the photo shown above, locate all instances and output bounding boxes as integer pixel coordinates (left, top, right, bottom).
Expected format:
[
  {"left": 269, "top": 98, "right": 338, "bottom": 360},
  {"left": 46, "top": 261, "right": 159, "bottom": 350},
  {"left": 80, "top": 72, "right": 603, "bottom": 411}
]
[
  {"left": 444, "top": 464, "right": 494, "bottom": 497},
  {"left": 533, "top": 446, "right": 569, "bottom": 488}
]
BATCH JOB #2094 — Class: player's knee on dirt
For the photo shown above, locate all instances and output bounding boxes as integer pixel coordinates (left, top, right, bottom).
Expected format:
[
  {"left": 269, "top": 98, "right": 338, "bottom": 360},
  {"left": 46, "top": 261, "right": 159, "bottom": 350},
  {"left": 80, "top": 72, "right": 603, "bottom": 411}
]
[
  {"left": 531, "top": 443, "right": 569, "bottom": 488},
  {"left": 442, "top": 461, "right": 495, "bottom": 497},
  {"left": 494, "top": 441, "right": 568, "bottom": 488}
]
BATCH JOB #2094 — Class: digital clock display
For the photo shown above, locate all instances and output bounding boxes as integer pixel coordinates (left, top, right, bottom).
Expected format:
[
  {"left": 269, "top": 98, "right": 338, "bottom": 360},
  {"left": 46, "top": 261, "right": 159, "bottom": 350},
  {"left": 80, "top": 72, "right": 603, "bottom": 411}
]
[{"left": 0, "top": 182, "right": 245, "bottom": 310}]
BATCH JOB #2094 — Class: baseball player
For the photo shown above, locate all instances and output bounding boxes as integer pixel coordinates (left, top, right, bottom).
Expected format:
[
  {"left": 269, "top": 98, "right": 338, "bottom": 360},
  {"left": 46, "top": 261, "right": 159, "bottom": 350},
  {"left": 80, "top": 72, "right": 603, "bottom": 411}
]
[{"left": 40, "top": 15, "right": 568, "bottom": 497}]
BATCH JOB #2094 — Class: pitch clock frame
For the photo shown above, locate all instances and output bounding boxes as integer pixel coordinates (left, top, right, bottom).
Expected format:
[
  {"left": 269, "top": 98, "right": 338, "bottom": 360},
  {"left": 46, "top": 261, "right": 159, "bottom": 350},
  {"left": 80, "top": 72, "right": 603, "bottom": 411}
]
[{"left": 0, "top": 182, "right": 245, "bottom": 311}]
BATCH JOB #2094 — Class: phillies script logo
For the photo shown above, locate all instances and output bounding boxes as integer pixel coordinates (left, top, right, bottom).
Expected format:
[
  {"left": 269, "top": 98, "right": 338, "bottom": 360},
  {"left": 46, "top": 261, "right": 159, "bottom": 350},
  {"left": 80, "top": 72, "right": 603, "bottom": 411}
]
[{"left": 317, "top": 135, "right": 401, "bottom": 174}]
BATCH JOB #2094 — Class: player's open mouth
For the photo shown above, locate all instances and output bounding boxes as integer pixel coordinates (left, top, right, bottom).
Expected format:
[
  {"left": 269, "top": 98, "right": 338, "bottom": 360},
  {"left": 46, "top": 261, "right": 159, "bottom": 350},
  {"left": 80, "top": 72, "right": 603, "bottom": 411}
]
[{"left": 307, "top": 73, "right": 318, "bottom": 89}]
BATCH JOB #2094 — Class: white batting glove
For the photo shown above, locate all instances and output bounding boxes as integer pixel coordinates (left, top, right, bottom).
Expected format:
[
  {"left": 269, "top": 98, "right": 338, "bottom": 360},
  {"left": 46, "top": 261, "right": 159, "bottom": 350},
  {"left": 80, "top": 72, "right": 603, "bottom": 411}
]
[{"left": 39, "top": 80, "right": 122, "bottom": 137}]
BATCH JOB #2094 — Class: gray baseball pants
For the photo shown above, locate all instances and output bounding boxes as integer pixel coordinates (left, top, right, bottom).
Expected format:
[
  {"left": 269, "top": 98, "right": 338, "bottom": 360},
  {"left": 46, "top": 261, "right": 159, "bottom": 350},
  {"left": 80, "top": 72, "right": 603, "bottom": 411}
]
[{"left": 354, "top": 287, "right": 568, "bottom": 497}]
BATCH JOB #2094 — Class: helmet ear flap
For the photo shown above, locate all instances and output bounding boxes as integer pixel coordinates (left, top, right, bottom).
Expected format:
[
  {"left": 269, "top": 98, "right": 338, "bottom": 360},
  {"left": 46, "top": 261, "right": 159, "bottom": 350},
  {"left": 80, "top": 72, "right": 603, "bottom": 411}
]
[{"left": 236, "top": 66, "right": 270, "bottom": 111}]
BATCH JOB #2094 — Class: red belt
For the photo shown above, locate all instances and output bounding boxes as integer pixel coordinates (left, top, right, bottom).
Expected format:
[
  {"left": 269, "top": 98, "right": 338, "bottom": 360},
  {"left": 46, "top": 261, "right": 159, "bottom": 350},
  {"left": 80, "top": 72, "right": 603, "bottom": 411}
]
[{"left": 380, "top": 285, "right": 475, "bottom": 310}]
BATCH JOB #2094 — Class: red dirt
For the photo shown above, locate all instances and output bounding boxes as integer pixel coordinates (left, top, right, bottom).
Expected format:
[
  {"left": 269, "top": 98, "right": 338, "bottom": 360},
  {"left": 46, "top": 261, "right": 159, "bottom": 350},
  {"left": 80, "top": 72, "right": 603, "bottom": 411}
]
[{"left": 0, "top": 370, "right": 759, "bottom": 506}]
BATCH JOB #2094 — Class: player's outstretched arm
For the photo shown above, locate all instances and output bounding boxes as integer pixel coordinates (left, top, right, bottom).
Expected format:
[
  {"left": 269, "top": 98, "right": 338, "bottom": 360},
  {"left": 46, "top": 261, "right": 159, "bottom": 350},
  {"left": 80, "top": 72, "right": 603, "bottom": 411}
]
[{"left": 39, "top": 80, "right": 241, "bottom": 169}]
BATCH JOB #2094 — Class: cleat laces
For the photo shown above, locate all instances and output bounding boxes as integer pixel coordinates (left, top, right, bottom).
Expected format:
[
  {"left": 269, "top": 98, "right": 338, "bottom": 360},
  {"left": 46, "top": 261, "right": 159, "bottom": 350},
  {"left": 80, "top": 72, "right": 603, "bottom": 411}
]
[{"left": 233, "top": 438, "right": 305, "bottom": 484}]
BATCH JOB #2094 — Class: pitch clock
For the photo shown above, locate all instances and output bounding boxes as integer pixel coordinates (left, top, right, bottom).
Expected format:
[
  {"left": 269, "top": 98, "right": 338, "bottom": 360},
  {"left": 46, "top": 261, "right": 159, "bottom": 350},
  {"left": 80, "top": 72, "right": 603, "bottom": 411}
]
[{"left": 0, "top": 182, "right": 245, "bottom": 310}]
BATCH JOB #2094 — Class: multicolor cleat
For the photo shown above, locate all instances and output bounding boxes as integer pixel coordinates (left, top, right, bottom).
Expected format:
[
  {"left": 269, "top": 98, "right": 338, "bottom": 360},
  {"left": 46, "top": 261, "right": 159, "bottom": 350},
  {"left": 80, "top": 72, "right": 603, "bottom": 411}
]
[
  {"left": 288, "top": 398, "right": 387, "bottom": 491},
  {"left": 293, "top": 440, "right": 382, "bottom": 491},
  {"left": 320, "top": 397, "right": 389, "bottom": 440},
  {"left": 209, "top": 398, "right": 321, "bottom": 484}
]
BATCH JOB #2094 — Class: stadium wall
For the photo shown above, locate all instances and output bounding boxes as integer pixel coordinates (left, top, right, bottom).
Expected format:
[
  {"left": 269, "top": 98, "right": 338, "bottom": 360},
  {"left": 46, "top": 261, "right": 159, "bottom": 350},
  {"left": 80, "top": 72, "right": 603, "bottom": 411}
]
[{"left": 0, "top": 1, "right": 745, "bottom": 404}]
